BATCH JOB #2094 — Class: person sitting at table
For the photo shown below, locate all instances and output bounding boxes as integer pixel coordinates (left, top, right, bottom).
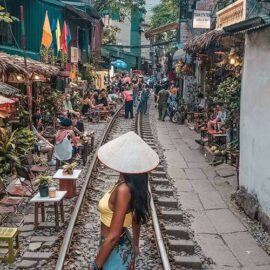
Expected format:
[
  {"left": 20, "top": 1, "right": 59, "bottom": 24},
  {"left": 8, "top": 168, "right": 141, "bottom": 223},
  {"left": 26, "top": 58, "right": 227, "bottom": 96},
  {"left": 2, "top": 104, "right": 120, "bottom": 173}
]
[
  {"left": 32, "top": 119, "right": 56, "bottom": 166},
  {"left": 71, "top": 113, "right": 84, "bottom": 135},
  {"left": 55, "top": 118, "right": 76, "bottom": 161},
  {"left": 98, "top": 89, "right": 109, "bottom": 108},
  {"left": 207, "top": 102, "right": 226, "bottom": 130},
  {"left": 92, "top": 90, "right": 100, "bottom": 105},
  {"left": 81, "top": 93, "right": 100, "bottom": 116},
  {"left": 63, "top": 93, "right": 80, "bottom": 117},
  {"left": 197, "top": 93, "right": 205, "bottom": 112},
  {"left": 195, "top": 103, "right": 226, "bottom": 145}
]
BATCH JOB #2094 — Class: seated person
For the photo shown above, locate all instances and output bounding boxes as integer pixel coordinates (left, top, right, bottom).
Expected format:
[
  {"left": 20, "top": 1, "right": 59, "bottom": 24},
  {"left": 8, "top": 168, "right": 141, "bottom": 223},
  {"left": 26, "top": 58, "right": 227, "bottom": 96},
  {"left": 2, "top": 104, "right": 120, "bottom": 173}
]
[
  {"left": 97, "top": 89, "right": 108, "bottom": 108},
  {"left": 207, "top": 102, "right": 226, "bottom": 130},
  {"left": 63, "top": 93, "right": 80, "bottom": 117},
  {"left": 71, "top": 113, "right": 84, "bottom": 135},
  {"left": 92, "top": 90, "right": 100, "bottom": 105},
  {"left": 32, "top": 119, "right": 55, "bottom": 166},
  {"left": 197, "top": 93, "right": 205, "bottom": 112},
  {"left": 81, "top": 93, "right": 101, "bottom": 115},
  {"left": 195, "top": 103, "right": 226, "bottom": 145},
  {"left": 55, "top": 117, "right": 78, "bottom": 160}
]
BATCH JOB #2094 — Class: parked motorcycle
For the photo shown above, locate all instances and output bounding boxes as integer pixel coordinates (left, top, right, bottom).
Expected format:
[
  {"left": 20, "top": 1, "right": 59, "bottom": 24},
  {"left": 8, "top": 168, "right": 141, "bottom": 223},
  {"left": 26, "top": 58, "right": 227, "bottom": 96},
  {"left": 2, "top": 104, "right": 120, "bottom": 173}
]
[{"left": 167, "top": 100, "right": 187, "bottom": 124}]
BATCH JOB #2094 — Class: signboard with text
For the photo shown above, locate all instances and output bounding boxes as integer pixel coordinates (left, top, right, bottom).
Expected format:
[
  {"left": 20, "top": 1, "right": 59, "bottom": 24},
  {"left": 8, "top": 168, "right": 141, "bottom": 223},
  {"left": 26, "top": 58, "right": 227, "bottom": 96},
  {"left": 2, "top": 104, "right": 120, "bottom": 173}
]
[
  {"left": 216, "top": 0, "right": 246, "bottom": 29},
  {"left": 196, "top": 0, "right": 214, "bottom": 11},
  {"left": 71, "top": 47, "right": 79, "bottom": 63},
  {"left": 193, "top": 10, "right": 211, "bottom": 29},
  {"left": 180, "top": 22, "right": 192, "bottom": 44}
]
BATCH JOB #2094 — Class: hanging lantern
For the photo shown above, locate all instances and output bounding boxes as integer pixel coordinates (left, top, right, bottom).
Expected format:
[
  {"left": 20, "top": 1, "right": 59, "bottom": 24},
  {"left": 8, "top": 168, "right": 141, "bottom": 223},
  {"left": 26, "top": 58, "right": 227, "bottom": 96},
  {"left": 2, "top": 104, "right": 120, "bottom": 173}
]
[
  {"left": 31, "top": 73, "right": 46, "bottom": 82},
  {"left": 229, "top": 58, "right": 236, "bottom": 65},
  {"left": 7, "top": 73, "right": 26, "bottom": 83}
]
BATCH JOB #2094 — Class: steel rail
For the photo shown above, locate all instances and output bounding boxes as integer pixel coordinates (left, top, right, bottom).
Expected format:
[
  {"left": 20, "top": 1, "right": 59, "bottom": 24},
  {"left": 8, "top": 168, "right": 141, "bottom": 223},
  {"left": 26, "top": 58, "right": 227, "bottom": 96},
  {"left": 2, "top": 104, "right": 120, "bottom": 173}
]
[
  {"left": 137, "top": 112, "right": 172, "bottom": 270},
  {"left": 55, "top": 106, "right": 123, "bottom": 270}
]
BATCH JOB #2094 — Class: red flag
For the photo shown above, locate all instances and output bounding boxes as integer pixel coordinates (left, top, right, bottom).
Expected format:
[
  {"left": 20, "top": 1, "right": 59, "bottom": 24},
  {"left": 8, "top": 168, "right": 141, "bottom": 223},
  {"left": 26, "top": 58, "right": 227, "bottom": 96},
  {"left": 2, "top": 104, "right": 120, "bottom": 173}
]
[{"left": 60, "top": 21, "right": 68, "bottom": 53}]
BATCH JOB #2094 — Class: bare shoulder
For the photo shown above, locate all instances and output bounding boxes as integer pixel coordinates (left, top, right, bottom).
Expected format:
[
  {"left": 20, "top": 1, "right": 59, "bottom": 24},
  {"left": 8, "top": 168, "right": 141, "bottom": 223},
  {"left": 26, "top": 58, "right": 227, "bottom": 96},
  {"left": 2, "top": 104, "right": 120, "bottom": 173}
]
[{"left": 116, "top": 183, "right": 131, "bottom": 196}]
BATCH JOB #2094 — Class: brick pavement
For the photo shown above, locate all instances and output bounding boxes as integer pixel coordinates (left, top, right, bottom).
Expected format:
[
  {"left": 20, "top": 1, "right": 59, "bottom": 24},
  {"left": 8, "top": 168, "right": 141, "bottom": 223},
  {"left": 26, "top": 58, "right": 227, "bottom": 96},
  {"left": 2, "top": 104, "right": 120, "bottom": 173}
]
[{"left": 153, "top": 113, "right": 270, "bottom": 269}]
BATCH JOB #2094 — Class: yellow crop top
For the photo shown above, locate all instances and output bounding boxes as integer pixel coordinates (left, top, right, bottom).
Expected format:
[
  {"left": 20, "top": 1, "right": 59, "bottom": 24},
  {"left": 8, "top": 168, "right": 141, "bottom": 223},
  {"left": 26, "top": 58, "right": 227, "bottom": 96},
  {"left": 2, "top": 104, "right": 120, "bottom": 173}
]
[{"left": 98, "top": 182, "right": 132, "bottom": 228}]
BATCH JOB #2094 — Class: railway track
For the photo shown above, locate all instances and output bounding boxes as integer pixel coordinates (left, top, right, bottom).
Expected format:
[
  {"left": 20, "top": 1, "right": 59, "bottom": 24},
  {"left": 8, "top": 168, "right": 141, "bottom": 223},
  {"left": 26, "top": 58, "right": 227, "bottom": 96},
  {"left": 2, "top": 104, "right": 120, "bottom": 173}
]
[
  {"left": 55, "top": 108, "right": 163, "bottom": 270},
  {"left": 55, "top": 104, "right": 203, "bottom": 270}
]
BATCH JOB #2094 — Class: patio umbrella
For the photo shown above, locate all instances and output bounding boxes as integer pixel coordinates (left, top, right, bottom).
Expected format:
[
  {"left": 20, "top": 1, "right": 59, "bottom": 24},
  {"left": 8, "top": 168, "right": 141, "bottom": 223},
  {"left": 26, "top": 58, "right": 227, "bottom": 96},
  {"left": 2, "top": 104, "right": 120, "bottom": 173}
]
[
  {"left": 0, "top": 95, "right": 15, "bottom": 105},
  {"left": 0, "top": 94, "right": 15, "bottom": 113},
  {"left": 111, "top": 59, "right": 127, "bottom": 69}
]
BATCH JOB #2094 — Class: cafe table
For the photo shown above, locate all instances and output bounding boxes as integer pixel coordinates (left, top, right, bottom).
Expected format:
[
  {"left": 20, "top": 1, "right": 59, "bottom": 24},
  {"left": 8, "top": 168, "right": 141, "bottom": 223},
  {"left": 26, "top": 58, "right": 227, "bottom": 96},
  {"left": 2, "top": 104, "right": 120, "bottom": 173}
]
[
  {"left": 52, "top": 169, "right": 82, "bottom": 198},
  {"left": 30, "top": 191, "right": 67, "bottom": 231}
]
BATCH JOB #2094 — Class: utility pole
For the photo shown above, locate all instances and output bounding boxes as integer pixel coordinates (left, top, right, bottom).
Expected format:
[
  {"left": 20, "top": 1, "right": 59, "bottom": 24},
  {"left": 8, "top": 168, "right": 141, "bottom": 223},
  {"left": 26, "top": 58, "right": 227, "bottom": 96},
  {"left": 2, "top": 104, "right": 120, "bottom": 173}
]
[{"left": 178, "top": 0, "right": 182, "bottom": 46}]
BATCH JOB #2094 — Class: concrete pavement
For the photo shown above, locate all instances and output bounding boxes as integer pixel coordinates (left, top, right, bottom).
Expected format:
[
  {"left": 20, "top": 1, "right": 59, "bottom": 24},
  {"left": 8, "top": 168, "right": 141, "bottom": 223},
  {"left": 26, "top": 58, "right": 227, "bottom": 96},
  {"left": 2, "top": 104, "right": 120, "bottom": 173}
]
[{"left": 152, "top": 111, "right": 270, "bottom": 269}]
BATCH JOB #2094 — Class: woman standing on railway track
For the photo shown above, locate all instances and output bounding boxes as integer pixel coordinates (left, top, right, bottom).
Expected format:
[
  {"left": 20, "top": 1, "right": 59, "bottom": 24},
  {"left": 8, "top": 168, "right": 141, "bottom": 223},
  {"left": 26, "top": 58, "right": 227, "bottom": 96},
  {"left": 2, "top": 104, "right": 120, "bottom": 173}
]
[{"left": 88, "top": 131, "right": 159, "bottom": 270}]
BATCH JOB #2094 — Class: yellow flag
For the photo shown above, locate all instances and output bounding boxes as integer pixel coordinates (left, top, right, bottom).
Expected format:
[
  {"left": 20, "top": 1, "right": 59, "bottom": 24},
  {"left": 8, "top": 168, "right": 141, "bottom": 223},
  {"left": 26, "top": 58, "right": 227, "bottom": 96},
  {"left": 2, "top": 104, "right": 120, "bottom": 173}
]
[
  {"left": 41, "top": 11, "right": 52, "bottom": 48},
  {"left": 56, "top": 19, "right": 61, "bottom": 51}
]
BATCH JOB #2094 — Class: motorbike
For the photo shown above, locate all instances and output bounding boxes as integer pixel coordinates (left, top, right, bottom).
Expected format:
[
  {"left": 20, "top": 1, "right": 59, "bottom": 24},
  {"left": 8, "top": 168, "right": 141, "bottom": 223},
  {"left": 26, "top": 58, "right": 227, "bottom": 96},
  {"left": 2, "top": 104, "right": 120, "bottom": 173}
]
[{"left": 167, "top": 99, "right": 187, "bottom": 124}]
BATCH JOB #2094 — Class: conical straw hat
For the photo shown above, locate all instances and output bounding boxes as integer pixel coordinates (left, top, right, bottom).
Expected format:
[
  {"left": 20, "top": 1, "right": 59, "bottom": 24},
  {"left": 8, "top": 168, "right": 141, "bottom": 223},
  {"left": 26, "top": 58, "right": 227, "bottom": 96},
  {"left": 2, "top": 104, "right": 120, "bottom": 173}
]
[{"left": 98, "top": 131, "right": 159, "bottom": 174}]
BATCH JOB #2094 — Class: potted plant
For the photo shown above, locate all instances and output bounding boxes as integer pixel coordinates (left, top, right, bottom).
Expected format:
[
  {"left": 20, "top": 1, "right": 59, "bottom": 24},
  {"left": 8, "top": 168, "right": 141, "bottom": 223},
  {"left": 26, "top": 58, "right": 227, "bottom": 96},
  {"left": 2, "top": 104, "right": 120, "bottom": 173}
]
[
  {"left": 35, "top": 175, "right": 53, "bottom": 197},
  {"left": 63, "top": 162, "right": 77, "bottom": 175}
]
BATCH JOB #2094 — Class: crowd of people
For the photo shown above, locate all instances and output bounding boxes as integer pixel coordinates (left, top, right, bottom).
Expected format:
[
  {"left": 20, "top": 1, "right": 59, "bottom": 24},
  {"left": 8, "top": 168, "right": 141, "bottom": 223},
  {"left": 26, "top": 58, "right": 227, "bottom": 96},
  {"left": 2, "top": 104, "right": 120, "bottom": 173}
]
[
  {"left": 32, "top": 87, "right": 117, "bottom": 167},
  {"left": 32, "top": 72, "right": 219, "bottom": 168}
]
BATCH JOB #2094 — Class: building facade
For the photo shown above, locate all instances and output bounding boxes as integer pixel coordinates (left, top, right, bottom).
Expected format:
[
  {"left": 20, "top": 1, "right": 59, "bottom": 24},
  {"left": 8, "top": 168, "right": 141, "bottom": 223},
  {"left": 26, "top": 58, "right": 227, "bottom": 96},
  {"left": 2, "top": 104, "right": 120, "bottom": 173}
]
[{"left": 0, "top": 0, "right": 102, "bottom": 64}]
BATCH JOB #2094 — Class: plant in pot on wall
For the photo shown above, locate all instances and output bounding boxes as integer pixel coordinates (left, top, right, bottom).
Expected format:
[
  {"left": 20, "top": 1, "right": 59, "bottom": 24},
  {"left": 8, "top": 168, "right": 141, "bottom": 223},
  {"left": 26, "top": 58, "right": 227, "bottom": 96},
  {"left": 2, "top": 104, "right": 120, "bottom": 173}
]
[{"left": 35, "top": 175, "right": 53, "bottom": 197}]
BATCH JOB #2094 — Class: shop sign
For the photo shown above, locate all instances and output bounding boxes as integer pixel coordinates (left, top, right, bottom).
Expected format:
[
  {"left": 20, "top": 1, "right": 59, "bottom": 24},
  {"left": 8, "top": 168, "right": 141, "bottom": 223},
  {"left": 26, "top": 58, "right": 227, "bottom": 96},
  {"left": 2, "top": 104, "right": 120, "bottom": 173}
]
[
  {"left": 193, "top": 10, "right": 211, "bottom": 29},
  {"left": 216, "top": 0, "right": 246, "bottom": 29},
  {"left": 196, "top": 0, "right": 215, "bottom": 11},
  {"left": 71, "top": 47, "right": 79, "bottom": 63},
  {"left": 180, "top": 22, "right": 192, "bottom": 44}
]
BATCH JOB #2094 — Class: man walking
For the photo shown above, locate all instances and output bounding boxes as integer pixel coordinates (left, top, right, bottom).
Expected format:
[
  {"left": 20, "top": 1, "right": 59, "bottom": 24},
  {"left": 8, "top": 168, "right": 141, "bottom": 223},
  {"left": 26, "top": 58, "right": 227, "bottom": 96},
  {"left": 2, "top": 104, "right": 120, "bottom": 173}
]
[
  {"left": 154, "top": 80, "right": 162, "bottom": 103},
  {"left": 137, "top": 85, "right": 150, "bottom": 114},
  {"left": 157, "top": 87, "right": 170, "bottom": 121}
]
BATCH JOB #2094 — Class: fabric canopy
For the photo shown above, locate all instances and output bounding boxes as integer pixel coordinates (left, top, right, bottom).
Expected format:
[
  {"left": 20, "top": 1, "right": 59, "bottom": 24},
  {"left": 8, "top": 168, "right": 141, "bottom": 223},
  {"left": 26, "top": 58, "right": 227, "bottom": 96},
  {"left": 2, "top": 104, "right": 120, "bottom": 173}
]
[
  {"left": 112, "top": 60, "right": 127, "bottom": 69},
  {"left": 0, "top": 95, "right": 15, "bottom": 105}
]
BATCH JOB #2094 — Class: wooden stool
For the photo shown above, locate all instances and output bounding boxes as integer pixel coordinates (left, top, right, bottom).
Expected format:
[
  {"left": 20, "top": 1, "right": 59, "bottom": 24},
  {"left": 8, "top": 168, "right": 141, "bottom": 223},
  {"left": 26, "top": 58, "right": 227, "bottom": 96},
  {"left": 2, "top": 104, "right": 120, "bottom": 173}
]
[{"left": 0, "top": 227, "right": 19, "bottom": 264}]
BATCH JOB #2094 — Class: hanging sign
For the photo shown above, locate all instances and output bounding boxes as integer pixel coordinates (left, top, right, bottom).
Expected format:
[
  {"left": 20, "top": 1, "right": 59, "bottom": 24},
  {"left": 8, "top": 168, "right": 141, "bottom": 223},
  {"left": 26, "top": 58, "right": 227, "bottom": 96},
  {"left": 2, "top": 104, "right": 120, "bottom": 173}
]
[
  {"left": 196, "top": 0, "right": 215, "bottom": 11},
  {"left": 180, "top": 22, "right": 192, "bottom": 44},
  {"left": 193, "top": 10, "right": 211, "bottom": 29},
  {"left": 216, "top": 0, "right": 246, "bottom": 29},
  {"left": 70, "top": 47, "right": 78, "bottom": 63}
]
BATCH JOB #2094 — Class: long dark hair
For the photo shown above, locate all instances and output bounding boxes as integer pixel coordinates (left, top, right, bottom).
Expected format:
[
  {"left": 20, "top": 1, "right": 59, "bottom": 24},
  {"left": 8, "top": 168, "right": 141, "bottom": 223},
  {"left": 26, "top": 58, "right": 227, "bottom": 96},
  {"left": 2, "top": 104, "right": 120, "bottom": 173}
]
[{"left": 123, "top": 173, "right": 151, "bottom": 225}]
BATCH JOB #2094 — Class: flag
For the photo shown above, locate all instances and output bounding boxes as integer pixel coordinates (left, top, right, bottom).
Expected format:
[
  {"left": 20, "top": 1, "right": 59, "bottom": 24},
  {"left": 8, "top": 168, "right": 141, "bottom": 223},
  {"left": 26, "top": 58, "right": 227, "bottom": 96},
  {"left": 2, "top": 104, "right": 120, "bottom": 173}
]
[
  {"left": 56, "top": 19, "right": 61, "bottom": 51},
  {"left": 50, "top": 18, "right": 56, "bottom": 49},
  {"left": 67, "top": 24, "right": 72, "bottom": 44},
  {"left": 41, "top": 11, "right": 53, "bottom": 48},
  {"left": 60, "top": 21, "right": 68, "bottom": 53}
]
